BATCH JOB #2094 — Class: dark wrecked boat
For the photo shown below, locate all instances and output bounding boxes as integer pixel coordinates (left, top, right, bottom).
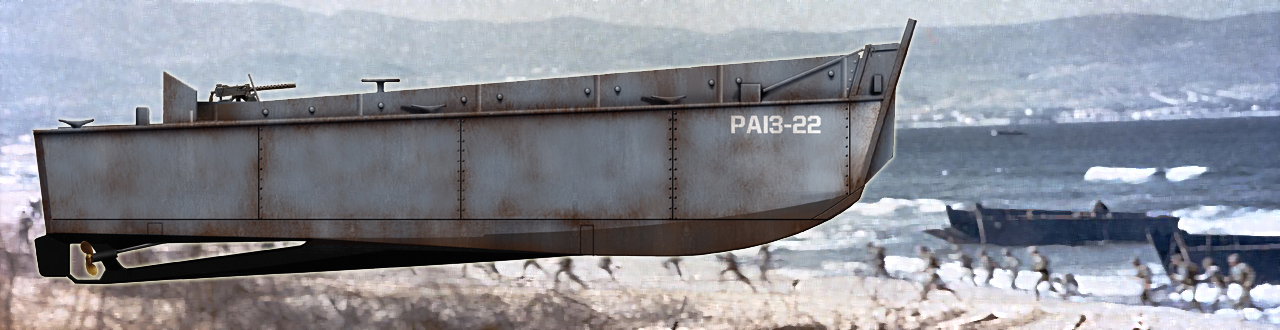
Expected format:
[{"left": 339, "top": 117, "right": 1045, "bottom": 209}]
[
  {"left": 32, "top": 20, "right": 919, "bottom": 284},
  {"left": 926, "top": 200, "right": 1181, "bottom": 246},
  {"left": 1152, "top": 230, "right": 1280, "bottom": 285}
]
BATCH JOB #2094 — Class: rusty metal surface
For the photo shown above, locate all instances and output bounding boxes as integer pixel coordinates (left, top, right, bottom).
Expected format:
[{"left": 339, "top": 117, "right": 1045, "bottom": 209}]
[
  {"left": 210, "top": 94, "right": 360, "bottom": 121},
  {"left": 598, "top": 66, "right": 719, "bottom": 107},
  {"left": 162, "top": 72, "right": 197, "bottom": 124},
  {"left": 462, "top": 111, "right": 672, "bottom": 219},
  {"left": 359, "top": 85, "right": 478, "bottom": 116},
  {"left": 673, "top": 103, "right": 849, "bottom": 219},
  {"left": 849, "top": 46, "right": 899, "bottom": 97},
  {"left": 51, "top": 219, "right": 654, "bottom": 239},
  {"left": 37, "top": 127, "right": 259, "bottom": 220},
  {"left": 847, "top": 101, "right": 883, "bottom": 188},
  {"left": 723, "top": 55, "right": 846, "bottom": 102},
  {"left": 859, "top": 19, "right": 914, "bottom": 185},
  {"left": 36, "top": 19, "right": 914, "bottom": 233},
  {"left": 195, "top": 102, "right": 217, "bottom": 121},
  {"left": 479, "top": 76, "right": 597, "bottom": 112},
  {"left": 257, "top": 120, "right": 460, "bottom": 219},
  {"left": 867, "top": 104, "right": 896, "bottom": 179},
  {"left": 37, "top": 96, "right": 884, "bottom": 135}
]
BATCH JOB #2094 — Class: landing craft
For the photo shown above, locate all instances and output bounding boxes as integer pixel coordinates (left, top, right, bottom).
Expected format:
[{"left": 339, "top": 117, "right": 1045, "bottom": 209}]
[
  {"left": 928, "top": 200, "right": 1181, "bottom": 246},
  {"left": 1154, "top": 230, "right": 1280, "bottom": 285},
  {"left": 33, "top": 20, "right": 917, "bottom": 284}
]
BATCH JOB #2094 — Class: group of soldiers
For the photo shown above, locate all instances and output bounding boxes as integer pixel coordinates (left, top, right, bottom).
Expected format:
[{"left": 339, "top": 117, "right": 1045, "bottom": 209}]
[
  {"left": 463, "top": 244, "right": 778, "bottom": 292},
  {"left": 861, "top": 239, "right": 1260, "bottom": 311},
  {"left": 458, "top": 238, "right": 1262, "bottom": 311},
  {"left": 710, "top": 245, "right": 773, "bottom": 293},
  {"left": 1132, "top": 253, "right": 1257, "bottom": 310},
  {"left": 864, "top": 241, "right": 1076, "bottom": 302},
  {"left": 463, "top": 255, "right": 598, "bottom": 290}
]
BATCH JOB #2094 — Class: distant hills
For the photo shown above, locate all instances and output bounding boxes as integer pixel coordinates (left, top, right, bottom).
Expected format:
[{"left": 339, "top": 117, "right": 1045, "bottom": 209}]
[{"left": 0, "top": 1, "right": 1277, "bottom": 134}]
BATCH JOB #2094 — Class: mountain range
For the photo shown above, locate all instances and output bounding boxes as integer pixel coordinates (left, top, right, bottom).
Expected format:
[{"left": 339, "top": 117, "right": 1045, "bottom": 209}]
[{"left": 1, "top": 1, "right": 1277, "bottom": 133}]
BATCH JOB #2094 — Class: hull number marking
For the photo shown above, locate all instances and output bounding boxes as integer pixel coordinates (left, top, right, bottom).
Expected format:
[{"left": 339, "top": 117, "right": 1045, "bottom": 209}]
[{"left": 731, "top": 115, "right": 820, "bottom": 134}]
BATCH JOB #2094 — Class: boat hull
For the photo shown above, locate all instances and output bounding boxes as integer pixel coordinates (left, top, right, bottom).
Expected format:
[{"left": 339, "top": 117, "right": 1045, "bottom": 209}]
[
  {"left": 1154, "top": 231, "right": 1280, "bottom": 285},
  {"left": 31, "top": 19, "right": 918, "bottom": 283},
  {"left": 934, "top": 206, "right": 1180, "bottom": 246}
]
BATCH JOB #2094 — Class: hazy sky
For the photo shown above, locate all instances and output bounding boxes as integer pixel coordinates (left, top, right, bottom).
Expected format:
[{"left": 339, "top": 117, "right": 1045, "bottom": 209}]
[{"left": 203, "top": 0, "right": 1280, "bottom": 33}]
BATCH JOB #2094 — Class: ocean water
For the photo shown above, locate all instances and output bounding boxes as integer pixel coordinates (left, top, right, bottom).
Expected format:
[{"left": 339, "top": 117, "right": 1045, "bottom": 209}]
[{"left": 766, "top": 116, "right": 1280, "bottom": 309}]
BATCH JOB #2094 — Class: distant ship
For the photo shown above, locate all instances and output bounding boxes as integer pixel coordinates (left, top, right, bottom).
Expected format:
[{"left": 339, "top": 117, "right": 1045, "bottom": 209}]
[
  {"left": 925, "top": 201, "right": 1180, "bottom": 246},
  {"left": 990, "top": 129, "right": 1026, "bottom": 136},
  {"left": 1152, "top": 230, "right": 1280, "bottom": 285}
]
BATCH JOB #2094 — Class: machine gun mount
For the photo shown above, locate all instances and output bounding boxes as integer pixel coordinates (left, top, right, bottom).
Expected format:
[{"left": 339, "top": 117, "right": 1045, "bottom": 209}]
[{"left": 209, "top": 74, "right": 296, "bottom": 102}]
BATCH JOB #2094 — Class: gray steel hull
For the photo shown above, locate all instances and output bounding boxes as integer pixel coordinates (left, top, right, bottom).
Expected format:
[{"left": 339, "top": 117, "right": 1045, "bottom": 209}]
[
  {"left": 36, "top": 100, "right": 879, "bottom": 256},
  {"left": 32, "top": 19, "right": 917, "bottom": 283}
]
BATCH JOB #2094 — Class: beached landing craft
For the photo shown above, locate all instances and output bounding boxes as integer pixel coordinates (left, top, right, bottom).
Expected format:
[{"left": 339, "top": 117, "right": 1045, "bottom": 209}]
[
  {"left": 33, "top": 20, "right": 917, "bottom": 284},
  {"left": 927, "top": 201, "right": 1181, "bottom": 246},
  {"left": 1154, "top": 231, "right": 1280, "bottom": 285}
]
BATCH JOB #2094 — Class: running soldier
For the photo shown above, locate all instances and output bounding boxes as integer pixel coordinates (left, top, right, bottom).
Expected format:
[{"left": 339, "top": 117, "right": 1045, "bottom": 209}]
[
  {"left": 866, "top": 242, "right": 890, "bottom": 278},
  {"left": 17, "top": 206, "right": 33, "bottom": 254},
  {"left": 976, "top": 248, "right": 996, "bottom": 286},
  {"left": 919, "top": 270, "right": 956, "bottom": 301},
  {"left": 1197, "top": 257, "right": 1228, "bottom": 310},
  {"left": 554, "top": 257, "right": 589, "bottom": 290},
  {"left": 1028, "top": 247, "right": 1052, "bottom": 300},
  {"left": 1167, "top": 255, "right": 1184, "bottom": 285},
  {"left": 917, "top": 246, "right": 941, "bottom": 282},
  {"left": 1001, "top": 248, "right": 1021, "bottom": 289},
  {"left": 521, "top": 259, "right": 548, "bottom": 279},
  {"left": 598, "top": 256, "right": 618, "bottom": 281},
  {"left": 950, "top": 244, "right": 975, "bottom": 285},
  {"left": 1227, "top": 253, "right": 1256, "bottom": 310},
  {"left": 918, "top": 245, "right": 954, "bottom": 301},
  {"left": 1133, "top": 258, "right": 1155, "bottom": 306},
  {"left": 460, "top": 262, "right": 501, "bottom": 280},
  {"left": 1056, "top": 273, "right": 1081, "bottom": 299},
  {"left": 717, "top": 252, "right": 757, "bottom": 293},
  {"left": 482, "top": 262, "right": 502, "bottom": 280},
  {"left": 1172, "top": 254, "right": 1201, "bottom": 310},
  {"left": 757, "top": 244, "right": 773, "bottom": 283},
  {"left": 662, "top": 257, "right": 685, "bottom": 280}
]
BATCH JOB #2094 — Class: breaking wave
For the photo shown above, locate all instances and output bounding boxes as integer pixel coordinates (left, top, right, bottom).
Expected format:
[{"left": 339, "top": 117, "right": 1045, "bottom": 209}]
[
  {"left": 1083, "top": 166, "right": 1210, "bottom": 183},
  {"left": 845, "top": 197, "right": 949, "bottom": 217},
  {"left": 1084, "top": 166, "right": 1159, "bottom": 183},
  {"left": 1165, "top": 165, "right": 1209, "bottom": 182},
  {"left": 1171, "top": 205, "right": 1280, "bottom": 236}
]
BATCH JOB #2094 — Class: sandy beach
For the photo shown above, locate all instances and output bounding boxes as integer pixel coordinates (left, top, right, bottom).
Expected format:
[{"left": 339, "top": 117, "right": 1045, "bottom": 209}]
[{"left": 2, "top": 189, "right": 1278, "bottom": 329}]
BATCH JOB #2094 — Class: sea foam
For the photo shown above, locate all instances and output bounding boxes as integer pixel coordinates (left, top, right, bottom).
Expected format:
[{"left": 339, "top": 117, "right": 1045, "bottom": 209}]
[
  {"left": 1084, "top": 166, "right": 1158, "bottom": 183},
  {"left": 845, "top": 198, "right": 949, "bottom": 217},
  {"left": 1083, "top": 165, "right": 1209, "bottom": 183},
  {"left": 1173, "top": 205, "right": 1280, "bottom": 236},
  {"left": 1165, "top": 165, "right": 1208, "bottom": 182}
]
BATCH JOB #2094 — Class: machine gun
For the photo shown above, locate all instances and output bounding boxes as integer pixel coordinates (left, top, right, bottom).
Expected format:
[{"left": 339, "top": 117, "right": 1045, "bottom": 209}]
[{"left": 209, "top": 74, "right": 296, "bottom": 102}]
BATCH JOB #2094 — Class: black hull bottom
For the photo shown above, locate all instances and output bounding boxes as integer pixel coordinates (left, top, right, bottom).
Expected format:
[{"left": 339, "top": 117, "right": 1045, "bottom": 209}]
[{"left": 36, "top": 234, "right": 565, "bottom": 284}]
